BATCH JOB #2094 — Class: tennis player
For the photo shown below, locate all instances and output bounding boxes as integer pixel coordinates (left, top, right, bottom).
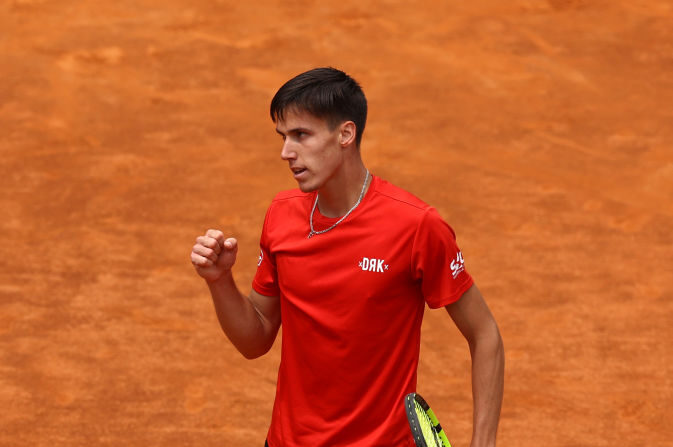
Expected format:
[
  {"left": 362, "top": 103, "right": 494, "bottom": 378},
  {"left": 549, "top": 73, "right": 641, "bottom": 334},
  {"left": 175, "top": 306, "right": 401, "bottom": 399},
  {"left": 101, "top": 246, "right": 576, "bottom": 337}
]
[{"left": 191, "top": 67, "right": 504, "bottom": 447}]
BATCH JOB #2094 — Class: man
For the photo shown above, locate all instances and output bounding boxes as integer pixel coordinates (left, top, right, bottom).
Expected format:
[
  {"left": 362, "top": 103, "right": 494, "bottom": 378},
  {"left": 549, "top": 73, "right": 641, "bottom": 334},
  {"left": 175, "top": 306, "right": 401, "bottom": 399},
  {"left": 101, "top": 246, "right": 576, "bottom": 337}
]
[{"left": 191, "top": 67, "right": 504, "bottom": 447}]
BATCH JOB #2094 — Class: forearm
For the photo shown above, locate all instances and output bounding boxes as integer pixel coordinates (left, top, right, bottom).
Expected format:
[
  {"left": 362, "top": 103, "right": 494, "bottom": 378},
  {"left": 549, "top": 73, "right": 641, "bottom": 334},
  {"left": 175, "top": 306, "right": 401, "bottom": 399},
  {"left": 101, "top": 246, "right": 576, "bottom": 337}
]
[
  {"left": 469, "top": 324, "right": 504, "bottom": 447},
  {"left": 207, "top": 271, "right": 275, "bottom": 359}
]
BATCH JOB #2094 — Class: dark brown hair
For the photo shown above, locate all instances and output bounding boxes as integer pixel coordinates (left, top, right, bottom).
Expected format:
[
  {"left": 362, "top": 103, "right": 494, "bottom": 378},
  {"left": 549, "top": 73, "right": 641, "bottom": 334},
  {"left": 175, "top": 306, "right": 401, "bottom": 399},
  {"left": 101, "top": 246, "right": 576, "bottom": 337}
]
[{"left": 270, "top": 67, "right": 368, "bottom": 147}]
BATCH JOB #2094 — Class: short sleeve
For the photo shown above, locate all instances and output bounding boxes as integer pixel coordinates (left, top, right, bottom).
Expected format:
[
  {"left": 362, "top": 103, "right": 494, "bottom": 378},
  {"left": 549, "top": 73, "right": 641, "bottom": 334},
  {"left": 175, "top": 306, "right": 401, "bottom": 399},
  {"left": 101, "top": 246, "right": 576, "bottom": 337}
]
[
  {"left": 411, "top": 208, "right": 474, "bottom": 308},
  {"left": 252, "top": 206, "right": 280, "bottom": 297}
]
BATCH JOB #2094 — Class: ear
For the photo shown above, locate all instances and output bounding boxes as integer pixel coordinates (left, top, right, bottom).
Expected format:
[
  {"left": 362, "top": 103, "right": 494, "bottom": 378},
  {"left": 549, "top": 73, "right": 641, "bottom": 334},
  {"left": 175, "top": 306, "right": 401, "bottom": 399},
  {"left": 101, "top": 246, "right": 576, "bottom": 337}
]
[{"left": 339, "top": 121, "right": 357, "bottom": 147}]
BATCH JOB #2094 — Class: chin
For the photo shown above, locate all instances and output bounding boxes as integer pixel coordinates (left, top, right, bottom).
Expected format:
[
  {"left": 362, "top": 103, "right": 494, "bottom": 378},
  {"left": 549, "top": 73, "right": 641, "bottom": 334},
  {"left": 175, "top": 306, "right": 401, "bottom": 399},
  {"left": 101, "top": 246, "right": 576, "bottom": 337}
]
[
  {"left": 294, "top": 171, "right": 324, "bottom": 193},
  {"left": 297, "top": 182, "right": 318, "bottom": 193}
]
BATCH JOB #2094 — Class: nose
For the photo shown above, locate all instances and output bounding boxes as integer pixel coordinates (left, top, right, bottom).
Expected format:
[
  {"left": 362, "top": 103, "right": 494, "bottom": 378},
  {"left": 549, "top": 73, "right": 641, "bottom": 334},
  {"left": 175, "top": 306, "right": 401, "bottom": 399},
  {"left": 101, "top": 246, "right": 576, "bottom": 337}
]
[{"left": 280, "top": 139, "right": 296, "bottom": 161}]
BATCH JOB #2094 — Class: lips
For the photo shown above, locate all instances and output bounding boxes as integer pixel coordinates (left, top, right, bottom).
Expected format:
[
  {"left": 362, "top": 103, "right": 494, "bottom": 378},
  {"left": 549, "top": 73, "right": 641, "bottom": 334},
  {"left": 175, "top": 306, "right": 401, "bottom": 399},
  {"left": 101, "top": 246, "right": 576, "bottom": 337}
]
[{"left": 291, "top": 167, "right": 308, "bottom": 179}]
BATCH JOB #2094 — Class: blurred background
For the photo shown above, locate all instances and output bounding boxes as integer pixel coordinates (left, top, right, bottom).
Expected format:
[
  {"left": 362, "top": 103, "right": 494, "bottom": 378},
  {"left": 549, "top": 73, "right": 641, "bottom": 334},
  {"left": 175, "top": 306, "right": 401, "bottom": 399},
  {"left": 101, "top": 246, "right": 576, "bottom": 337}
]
[{"left": 1, "top": 0, "right": 672, "bottom": 445}]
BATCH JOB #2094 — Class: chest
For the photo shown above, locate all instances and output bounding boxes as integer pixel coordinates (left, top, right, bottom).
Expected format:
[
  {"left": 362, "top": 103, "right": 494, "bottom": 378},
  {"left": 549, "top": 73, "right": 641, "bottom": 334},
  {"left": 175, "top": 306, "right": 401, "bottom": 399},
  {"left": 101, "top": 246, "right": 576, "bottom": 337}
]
[{"left": 272, "top": 223, "right": 420, "bottom": 309}]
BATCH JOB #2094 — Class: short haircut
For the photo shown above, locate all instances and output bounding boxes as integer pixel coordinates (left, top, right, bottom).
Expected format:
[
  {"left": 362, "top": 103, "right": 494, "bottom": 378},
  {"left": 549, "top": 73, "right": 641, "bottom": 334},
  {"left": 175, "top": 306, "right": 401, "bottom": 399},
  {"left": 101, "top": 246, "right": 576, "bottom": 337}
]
[{"left": 270, "top": 67, "right": 368, "bottom": 147}]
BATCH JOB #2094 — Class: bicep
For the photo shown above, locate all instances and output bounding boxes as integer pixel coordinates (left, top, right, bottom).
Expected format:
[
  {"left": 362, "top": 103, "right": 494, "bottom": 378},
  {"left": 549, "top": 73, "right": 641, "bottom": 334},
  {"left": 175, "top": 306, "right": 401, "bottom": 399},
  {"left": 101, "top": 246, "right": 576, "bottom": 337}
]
[{"left": 445, "top": 284, "right": 499, "bottom": 346}]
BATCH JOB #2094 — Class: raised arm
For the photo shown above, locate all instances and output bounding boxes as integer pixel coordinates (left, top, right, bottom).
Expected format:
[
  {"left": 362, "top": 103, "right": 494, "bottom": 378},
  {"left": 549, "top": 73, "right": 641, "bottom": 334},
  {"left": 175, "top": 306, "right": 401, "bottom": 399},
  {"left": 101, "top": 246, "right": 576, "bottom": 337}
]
[
  {"left": 191, "top": 229, "right": 281, "bottom": 359},
  {"left": 446, "top": 284, "right": 504, "bottom": 447}
]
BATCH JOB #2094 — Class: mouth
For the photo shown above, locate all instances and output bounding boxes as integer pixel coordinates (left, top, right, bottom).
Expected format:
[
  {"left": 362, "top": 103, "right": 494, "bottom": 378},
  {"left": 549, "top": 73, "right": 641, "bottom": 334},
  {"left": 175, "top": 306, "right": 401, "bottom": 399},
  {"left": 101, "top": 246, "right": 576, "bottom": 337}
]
[{"left": 291, "top": 167, "right": 308, "bottom": 179}]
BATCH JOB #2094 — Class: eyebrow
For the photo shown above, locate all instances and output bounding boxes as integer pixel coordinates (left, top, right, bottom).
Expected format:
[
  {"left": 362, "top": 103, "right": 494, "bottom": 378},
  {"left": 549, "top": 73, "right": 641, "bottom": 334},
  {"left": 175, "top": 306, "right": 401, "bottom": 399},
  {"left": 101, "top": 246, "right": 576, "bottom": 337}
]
[{"left": 276, "top": 127, "right": 310, "bottom": 136}]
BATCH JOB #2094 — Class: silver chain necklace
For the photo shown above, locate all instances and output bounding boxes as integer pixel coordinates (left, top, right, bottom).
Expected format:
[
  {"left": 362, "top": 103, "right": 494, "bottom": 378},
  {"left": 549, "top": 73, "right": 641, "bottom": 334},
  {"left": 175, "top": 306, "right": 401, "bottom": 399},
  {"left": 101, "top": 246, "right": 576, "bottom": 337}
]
[{"left": 307, "top": 170, "right": 370, "bottom": 239}]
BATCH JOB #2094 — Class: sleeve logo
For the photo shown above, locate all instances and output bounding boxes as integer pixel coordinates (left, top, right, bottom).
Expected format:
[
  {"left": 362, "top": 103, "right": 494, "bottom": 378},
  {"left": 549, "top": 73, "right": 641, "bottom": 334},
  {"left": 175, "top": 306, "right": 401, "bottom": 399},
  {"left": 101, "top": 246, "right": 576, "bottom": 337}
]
[
  {"left": 257, "top": 248, "right": 264, "bottom": 267},
  {"left": 450, "top": 252, "right": 465, "bottom": 279}
]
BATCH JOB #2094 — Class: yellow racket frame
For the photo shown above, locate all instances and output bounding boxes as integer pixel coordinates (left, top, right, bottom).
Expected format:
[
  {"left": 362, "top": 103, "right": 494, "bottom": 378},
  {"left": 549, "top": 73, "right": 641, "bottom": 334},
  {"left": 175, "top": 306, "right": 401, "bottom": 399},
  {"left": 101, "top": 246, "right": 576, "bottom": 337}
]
[{"left": 404, "top": 393, "right": 452, "bottom": 447}]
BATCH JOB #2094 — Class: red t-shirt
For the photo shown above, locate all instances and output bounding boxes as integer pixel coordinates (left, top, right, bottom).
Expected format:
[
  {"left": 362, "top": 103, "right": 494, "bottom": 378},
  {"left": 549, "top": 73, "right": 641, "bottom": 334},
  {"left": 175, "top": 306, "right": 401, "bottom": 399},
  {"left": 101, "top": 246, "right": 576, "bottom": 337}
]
[{"left": 252, "top": 175, "right": 473, "bottom": 447}]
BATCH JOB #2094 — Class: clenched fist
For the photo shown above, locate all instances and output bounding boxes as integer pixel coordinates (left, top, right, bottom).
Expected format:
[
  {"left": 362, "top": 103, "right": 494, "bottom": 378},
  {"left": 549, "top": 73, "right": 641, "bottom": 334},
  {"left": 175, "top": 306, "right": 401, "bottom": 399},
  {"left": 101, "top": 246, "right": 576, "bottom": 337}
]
[{"left": 191, "top": 229, "right": 238, "bottom": 282}]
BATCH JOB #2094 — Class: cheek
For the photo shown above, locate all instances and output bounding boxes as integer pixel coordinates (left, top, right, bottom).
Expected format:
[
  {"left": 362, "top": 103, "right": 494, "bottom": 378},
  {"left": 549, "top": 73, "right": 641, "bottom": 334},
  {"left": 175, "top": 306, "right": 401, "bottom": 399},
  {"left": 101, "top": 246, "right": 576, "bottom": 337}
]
[
  {"left": 317, "top": 151, "right": 342, "bottom": 174},
  {"left": 307, "top": 142, "right": 341, "bottom": 166}
]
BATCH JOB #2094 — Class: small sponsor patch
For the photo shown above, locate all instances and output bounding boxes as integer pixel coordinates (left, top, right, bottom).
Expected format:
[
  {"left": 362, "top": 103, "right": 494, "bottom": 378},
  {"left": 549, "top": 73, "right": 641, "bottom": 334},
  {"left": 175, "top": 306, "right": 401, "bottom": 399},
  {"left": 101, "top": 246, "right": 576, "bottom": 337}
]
[{"left": 450, "top": 252, "right": 465, "bottom": 279}]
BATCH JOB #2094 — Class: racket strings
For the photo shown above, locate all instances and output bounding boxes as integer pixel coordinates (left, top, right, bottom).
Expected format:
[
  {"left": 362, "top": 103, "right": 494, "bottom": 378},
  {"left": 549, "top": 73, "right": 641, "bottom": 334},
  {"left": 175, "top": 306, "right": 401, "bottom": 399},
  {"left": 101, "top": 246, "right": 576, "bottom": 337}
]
[{"left": 414, "top": 401, "right": 443, "bottom": 447}]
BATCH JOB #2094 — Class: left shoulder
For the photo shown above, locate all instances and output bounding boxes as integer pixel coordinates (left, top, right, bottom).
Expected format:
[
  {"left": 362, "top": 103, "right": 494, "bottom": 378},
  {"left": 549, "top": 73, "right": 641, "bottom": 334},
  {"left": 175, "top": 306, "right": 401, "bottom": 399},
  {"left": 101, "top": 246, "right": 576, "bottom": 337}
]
[
  {"left": 371, "top": 176, "right": 457, "bottom": 229},
  {"left": 371, "top": 176, "right": 431, "bottom": 213}
]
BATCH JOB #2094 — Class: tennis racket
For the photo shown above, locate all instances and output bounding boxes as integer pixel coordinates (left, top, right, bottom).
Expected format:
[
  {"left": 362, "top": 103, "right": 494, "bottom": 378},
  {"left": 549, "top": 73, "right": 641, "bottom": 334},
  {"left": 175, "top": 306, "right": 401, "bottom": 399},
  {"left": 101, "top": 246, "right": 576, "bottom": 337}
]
[{"left": 404, "top": 393, "right": 452, "bottom": 447}]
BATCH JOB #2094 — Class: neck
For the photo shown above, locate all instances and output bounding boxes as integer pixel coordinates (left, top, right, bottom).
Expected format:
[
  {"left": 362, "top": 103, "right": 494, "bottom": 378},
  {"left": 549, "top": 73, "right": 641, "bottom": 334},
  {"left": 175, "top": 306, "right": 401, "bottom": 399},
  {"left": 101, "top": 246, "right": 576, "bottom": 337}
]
[{"left": 317, "top": 161, "right": 370, "bottom": 218}]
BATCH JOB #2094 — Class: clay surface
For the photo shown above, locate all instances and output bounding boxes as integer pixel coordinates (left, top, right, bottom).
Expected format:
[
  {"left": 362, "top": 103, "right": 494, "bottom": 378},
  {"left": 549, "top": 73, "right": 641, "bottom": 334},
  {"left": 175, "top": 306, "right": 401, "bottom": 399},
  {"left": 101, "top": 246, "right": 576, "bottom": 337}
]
[{"left": 1, "top": 1, "right": 672, "bottom": 445}]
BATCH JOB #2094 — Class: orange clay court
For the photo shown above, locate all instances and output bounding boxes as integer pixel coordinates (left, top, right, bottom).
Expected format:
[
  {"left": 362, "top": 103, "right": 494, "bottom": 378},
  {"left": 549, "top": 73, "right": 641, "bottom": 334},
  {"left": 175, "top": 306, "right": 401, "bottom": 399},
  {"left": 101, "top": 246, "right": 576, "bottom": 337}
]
[{"left": 1, "top": 1, "right": 671, "bottom": 446}]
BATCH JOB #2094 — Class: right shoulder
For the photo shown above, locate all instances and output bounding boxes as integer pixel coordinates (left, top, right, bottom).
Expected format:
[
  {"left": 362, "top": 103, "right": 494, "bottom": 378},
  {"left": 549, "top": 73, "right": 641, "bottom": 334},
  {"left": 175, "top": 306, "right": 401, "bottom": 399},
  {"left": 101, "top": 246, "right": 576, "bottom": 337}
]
[
  {"left": 261, "top": 189, "right": 313, "bottom": 241},
  {"left": 264, "top": 188, "right": 314, "bottom": 218},
  {"left": 270, "top": 188, "right": 309, "bottom": 203}
]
